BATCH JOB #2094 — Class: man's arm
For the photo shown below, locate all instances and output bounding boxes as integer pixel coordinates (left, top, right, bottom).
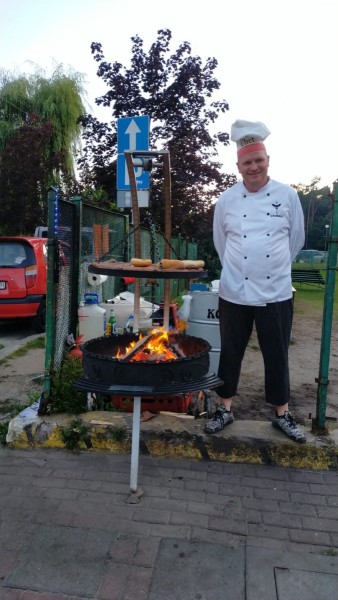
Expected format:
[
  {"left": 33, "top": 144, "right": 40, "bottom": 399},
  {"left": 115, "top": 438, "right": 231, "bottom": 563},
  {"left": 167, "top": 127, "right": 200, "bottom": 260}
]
[{"left": 289, "top": 190, "right": 305, "bottom": 262}]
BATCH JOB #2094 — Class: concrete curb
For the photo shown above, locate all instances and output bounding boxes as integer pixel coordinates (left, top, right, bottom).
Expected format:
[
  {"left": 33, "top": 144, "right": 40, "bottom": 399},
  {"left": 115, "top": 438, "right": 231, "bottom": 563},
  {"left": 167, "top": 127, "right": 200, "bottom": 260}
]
[{"left": 6, "top": 403, "right": 338, "bottom": 470}]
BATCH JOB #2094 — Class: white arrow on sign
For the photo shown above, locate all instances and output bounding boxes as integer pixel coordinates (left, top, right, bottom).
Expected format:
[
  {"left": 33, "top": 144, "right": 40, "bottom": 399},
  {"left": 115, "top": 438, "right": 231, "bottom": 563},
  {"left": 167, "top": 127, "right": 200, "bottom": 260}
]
[{"left": 125, "top": 119, "right": 141, "bottom": 151}]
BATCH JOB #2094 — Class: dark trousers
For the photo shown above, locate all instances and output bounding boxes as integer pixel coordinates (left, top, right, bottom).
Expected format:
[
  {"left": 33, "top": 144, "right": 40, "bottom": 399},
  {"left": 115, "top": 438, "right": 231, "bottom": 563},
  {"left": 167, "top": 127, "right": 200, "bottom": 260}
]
[{"left": 216, "top": 298, "right": 294, "bottom": 406}]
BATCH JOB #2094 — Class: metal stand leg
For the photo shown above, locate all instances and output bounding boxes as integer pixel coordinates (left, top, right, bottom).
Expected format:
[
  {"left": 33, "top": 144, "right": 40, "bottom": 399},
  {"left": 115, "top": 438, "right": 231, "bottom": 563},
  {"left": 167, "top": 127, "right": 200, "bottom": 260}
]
[{"left": 130, "top": 395, "right": 141, "bottom": 492}]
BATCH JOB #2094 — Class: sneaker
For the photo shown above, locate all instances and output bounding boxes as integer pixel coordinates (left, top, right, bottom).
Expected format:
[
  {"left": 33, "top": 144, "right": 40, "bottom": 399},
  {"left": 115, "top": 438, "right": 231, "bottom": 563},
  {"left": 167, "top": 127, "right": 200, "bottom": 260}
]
[
  {"left": 272, "top": 411, "right": 306, "bottom": 443},
  {"left": 204, "top": 406, "right": 234, "bottom": 434}
]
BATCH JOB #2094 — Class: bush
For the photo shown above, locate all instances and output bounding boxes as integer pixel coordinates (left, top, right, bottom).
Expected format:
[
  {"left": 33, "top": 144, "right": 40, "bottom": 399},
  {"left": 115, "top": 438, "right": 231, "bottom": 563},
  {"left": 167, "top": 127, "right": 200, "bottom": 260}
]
[{"left": 51, "top": 355, "right": 87, "bottom": 414}]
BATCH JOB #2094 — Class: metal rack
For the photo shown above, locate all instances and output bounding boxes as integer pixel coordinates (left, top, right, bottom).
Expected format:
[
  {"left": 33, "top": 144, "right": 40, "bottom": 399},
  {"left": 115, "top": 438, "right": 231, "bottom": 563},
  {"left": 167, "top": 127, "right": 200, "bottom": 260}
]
[{"left": 86, "top": 150, "right": 215, "bottom": 493}]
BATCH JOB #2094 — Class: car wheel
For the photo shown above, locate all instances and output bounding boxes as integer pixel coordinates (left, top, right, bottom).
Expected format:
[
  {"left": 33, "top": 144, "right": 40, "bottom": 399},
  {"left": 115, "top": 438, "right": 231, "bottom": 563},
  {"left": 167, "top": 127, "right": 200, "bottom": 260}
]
[{"left": 32, "top": 299, "right": 46, "bottom": 333}]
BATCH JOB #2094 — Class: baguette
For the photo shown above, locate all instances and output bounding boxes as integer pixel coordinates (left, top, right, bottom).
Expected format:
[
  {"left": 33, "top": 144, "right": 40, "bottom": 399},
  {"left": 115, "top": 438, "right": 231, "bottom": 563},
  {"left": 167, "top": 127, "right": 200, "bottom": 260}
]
[
  {"left": 156, "top": 259, "right": 186, "bottom": 270},
  {"left": 181, "top": 260, "right": 205, "bottom": 269},
  {"left": 130, "top": 258, "right": 152, "bottom": 267}
]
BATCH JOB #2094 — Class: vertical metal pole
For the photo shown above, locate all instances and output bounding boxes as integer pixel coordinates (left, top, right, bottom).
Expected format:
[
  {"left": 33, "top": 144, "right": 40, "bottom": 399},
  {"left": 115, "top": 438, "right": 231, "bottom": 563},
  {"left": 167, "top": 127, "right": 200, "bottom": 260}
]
[
  {"left": 130, "top": 395, "right": 141, "bottom": 492},
  {"left": 38, "top": 187, "right": 58, "bottom": 415},
  {"left": 163, "top": 152, "right": 172, "bottom": 330},
  {"left": 125, "top": 152, "right": 141, "bottom": 332},
  {"left": 124, "top": 153, "right": 142, "bottom": 490},
  {"left": 314, "top": 183, "right": 338, "bottom": 431},
  {"left": 70, "top": 196, "right": 82, "bottom": 335}
]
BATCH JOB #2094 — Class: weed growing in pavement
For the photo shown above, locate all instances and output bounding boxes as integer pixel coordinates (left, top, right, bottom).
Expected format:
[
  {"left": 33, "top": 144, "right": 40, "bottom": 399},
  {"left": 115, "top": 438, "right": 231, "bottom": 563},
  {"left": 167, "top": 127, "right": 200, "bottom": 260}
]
[
  {"left": 108, "top": 427, "right": 125, "bottom": 442},
  {"left": 323, "top": 549, "right": 337, "bottom": 556},
  {"left": 95, "top": 426, "right": 126, "bottom": 444},
  {"left": 60, "top": 418, "right": 91, "bottom": 451},
  {"left": 0, "top": 422, "right": 9, "bottom": 445}
]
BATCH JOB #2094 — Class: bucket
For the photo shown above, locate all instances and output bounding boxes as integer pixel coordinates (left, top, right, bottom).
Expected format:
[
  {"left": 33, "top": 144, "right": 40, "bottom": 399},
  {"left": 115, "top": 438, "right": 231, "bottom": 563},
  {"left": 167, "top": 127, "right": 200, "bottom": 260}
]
[
  {"left": 78, "top": 293, "right": 106, "bottom": 342},
  {"left": 186, "top": 290, "right": 220, "bottom": 374}
]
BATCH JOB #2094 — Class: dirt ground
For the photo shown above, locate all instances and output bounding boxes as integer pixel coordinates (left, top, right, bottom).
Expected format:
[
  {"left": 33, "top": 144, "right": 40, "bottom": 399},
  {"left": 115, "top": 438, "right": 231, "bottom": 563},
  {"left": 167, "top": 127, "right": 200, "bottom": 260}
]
[
  {"left": 0, "top": 347, "right": 45, "bottom": 421},
  {"left": 0, "top": 311, "right": 337, "bottom": 426},
  {"left": 212, "top": 312, "right": 338, "bottom": 425}
]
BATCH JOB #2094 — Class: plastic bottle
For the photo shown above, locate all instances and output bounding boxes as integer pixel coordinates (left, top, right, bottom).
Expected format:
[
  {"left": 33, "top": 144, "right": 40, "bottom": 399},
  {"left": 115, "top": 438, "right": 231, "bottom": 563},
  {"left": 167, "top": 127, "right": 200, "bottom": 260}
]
[
  {"left": 78, "top": 293, "right": 106, "bottom": 342},
  {"left": 125, "top": 314, "right": 134, "bottom": 334},
  {"left": 177, "top": 294, "right": 192, "bottom": 322},
  {"left": 109, "top": 309, "right": 118, "bottom": 335}
]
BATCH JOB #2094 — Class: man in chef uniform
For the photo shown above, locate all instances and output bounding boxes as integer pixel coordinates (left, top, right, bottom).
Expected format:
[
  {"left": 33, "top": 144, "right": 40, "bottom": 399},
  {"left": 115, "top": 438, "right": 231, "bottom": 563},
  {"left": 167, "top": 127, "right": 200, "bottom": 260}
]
[{"left": 206, "top": 119, "right": 306, "bottom": 443}]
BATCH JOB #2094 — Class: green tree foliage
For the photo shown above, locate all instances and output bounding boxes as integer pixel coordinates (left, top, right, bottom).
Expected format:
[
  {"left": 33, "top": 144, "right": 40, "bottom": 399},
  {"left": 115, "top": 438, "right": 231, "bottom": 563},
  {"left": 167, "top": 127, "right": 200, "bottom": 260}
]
[
  {"left": 79, "top": 29, "right": 236, "bottom": 241},
  {"left": 294, "top": 178, "right": 332, "bottom": 250},
  {"left": 0, "top": 66, "right": 85, "bottom": 234}
]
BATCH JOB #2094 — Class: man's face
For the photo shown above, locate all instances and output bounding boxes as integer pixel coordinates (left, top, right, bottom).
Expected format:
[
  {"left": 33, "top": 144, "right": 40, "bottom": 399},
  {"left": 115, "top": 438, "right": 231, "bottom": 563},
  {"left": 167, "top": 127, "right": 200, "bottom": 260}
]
[{"left": 237, "top": 149, "right": 270, "bottom": 192}]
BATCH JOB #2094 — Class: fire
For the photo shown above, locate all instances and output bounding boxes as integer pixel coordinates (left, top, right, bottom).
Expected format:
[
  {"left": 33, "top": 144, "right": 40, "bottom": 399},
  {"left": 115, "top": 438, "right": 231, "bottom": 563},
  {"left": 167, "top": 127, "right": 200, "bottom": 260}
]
[{"left": 116, "top": 327, "right": 179, "bottom": 362}]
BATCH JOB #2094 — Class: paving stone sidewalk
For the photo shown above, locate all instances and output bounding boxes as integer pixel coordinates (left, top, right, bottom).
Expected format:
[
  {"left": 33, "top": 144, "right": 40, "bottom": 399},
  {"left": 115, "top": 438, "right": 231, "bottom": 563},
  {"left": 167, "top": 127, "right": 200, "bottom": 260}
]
[{"left": 0, "top": 446, "right": 337, "bottom": 599}]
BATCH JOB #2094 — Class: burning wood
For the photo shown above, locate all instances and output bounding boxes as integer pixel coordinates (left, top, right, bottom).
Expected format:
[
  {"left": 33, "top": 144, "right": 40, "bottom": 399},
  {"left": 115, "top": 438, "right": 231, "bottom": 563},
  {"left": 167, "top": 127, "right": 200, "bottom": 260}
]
[
  {"left": 118, "top": 328, "right": 179, "bottom": 363},
  {"left": 120, "top": 332, "right": 153, "bottom": 361},
  {"left": 169, "top": 343, "right": 186, "bottom": 358}
]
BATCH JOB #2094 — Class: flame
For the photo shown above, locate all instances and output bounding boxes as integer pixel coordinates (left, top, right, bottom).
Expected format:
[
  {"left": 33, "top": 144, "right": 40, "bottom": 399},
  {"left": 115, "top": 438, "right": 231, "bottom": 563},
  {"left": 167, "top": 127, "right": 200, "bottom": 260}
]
[
  {"left": 116, "top": 340, "right": 136, "bottom": 359},
  {"left": 116, "top": 327, "right": 178, "bottom": 362}
]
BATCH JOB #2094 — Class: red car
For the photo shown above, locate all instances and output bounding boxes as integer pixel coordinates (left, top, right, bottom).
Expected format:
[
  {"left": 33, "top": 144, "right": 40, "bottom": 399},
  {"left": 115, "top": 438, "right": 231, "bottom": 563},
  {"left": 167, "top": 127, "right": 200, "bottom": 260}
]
[{"left": 0, "top": 236, "right": 47, "bottom": 332}]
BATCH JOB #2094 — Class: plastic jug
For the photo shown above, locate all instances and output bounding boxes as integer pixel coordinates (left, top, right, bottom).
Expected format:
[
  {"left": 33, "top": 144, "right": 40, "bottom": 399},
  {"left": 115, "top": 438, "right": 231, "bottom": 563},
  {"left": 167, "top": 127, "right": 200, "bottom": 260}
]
[
  {"left": 78, "top": 293, "right": 106, "bottom": 342},
  {"left": 177, "top": 294, "right": 193, "bottom": 326}
]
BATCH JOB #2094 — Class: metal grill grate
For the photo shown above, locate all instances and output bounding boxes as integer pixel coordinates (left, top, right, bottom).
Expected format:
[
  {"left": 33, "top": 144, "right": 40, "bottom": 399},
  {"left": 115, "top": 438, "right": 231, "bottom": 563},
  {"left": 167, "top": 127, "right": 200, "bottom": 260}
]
[{"left": 74, "top": 373, "right": 222, "bottom": 396}]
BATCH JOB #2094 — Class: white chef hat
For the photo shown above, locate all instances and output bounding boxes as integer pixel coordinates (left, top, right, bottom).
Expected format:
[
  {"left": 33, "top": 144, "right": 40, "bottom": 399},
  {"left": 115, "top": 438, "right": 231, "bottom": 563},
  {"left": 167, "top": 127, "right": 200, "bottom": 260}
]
[{"left": 231, "top": 119, "right": 271, "bottom": 157}]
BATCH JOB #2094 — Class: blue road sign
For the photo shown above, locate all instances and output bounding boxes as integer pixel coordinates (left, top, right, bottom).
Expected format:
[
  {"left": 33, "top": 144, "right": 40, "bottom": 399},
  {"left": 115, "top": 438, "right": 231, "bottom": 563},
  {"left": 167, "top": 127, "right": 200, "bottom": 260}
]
[{"left": 117, "top": 116, "right": 150, "bottom": 191}]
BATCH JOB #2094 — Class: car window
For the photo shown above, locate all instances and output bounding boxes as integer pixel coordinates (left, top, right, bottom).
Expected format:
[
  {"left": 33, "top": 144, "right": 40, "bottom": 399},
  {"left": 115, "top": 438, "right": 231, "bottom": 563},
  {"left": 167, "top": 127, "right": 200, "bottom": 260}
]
[{"left": 0, "top": 242, "right": 35, "bottom": 267}]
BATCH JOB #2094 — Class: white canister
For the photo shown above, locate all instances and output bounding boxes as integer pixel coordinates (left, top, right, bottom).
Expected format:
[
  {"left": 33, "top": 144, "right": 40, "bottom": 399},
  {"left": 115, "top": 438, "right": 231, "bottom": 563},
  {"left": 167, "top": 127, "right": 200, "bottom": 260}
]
[
  {"left": 78, "top": 293, "right": 106, "bottom": 342},
  {"left": 187, "top": 290, "right": 220, "bottom": 374}
]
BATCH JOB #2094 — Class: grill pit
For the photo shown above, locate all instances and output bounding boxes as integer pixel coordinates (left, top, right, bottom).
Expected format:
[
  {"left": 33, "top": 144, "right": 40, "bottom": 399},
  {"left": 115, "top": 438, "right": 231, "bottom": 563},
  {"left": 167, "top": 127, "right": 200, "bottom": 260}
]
[{"left": 82, "top": 332, "right": 211, "bottom": 386}]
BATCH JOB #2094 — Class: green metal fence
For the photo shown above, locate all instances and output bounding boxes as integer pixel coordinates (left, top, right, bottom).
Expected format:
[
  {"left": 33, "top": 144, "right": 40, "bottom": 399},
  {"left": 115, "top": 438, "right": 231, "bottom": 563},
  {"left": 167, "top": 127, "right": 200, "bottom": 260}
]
[{"left": 38, "top": 189, "right": 198, "bottom": 414}]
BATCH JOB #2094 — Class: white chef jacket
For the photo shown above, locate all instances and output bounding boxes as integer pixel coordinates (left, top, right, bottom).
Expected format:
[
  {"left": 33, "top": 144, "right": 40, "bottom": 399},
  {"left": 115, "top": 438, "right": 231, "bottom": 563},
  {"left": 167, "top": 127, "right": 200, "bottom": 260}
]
[{"left": 213, "top": 179, "right": 305, "bottom": 306}]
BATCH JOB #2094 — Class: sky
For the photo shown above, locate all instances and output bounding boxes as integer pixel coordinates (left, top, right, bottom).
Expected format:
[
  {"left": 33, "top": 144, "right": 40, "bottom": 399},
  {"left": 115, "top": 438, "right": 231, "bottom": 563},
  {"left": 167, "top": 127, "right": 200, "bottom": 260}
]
[{"left": 1, "top": 0, "right": 337, "bottom": 192}]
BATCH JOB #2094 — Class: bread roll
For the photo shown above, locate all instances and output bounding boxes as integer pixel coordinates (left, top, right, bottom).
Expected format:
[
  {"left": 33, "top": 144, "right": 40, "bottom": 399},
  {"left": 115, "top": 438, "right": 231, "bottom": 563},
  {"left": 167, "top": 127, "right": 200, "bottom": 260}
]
[{"left": 130, "top": 258, "right": 152, "bottom": 267}]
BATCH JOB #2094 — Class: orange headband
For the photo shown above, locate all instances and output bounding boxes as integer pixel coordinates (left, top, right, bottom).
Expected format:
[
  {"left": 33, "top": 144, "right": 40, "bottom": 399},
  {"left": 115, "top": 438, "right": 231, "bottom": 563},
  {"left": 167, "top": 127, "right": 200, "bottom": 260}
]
[{"left": 237, "top": 142, "right": 266, "bottom": 157}]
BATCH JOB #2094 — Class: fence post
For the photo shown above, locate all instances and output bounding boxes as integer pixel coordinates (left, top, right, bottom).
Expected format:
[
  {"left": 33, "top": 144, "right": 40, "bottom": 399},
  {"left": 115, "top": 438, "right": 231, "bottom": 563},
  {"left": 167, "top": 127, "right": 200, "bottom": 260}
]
[
  {"left": 38, "top": 187, "right": 59, "bottom": 415},
  {"left": 314, "top": 183, "right": 338, "bottom": 431},
  {"left": 70, "top": 196, "right": 82, "bottom": 336}
]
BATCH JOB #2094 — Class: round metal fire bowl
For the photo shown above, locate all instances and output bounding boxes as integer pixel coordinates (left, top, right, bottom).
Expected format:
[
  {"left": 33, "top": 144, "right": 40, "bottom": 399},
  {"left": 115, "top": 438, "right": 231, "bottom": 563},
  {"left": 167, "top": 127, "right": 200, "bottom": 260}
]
[{"left": 81, "top": 333, "right": 211, "bottom": 386}]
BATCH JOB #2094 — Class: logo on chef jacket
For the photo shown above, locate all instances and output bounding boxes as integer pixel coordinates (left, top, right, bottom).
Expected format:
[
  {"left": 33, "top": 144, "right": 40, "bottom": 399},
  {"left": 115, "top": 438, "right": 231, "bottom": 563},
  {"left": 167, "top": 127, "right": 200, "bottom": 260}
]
[{"left": 271, "top": 202, "right": 283, "bottom": 218}]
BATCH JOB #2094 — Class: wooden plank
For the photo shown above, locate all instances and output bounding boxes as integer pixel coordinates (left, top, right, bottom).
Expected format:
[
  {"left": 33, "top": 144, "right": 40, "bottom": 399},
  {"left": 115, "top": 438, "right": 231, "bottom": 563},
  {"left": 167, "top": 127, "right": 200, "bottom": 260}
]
[{"left": 120, "top": 332, "right": 154, "bottom": 361}]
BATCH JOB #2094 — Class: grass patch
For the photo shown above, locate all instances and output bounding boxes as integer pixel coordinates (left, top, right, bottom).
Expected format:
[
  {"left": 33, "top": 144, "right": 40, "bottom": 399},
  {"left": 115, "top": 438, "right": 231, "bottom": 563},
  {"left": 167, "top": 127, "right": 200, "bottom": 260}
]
[
  {"left": 0, "top": 336, "right": 45, "bottom": 367},
  {"left": 10, "top": 336, "right": 45, "bottom": 357},
  {"left": 292, "top": 262, "right": 338, "bottom": 320}
]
